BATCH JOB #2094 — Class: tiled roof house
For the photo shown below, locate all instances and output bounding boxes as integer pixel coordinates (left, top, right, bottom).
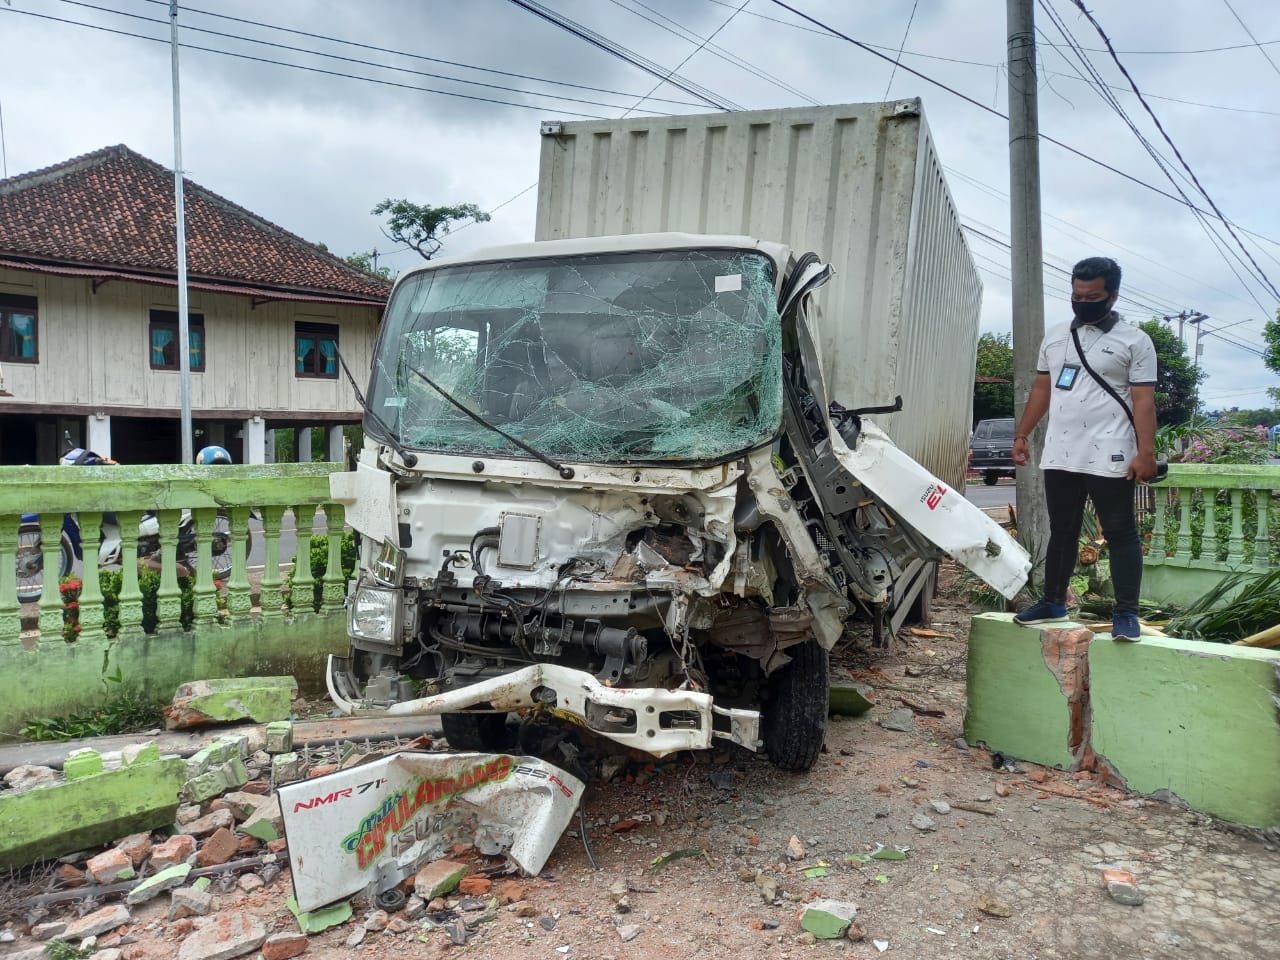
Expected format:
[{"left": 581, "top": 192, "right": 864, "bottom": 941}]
[{"left": 0, "top": 145, "right": 392, "bottom": 464}]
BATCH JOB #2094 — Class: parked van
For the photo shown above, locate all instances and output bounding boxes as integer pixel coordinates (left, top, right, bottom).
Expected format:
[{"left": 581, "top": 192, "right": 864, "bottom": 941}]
[{"left": 969, "top": 417, "right": 1017, "bottom": 485}]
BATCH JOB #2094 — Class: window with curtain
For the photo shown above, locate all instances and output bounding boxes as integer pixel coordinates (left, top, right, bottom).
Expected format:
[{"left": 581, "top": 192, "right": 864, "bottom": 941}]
[
  {"left": 149, "top": 310, "right": 205, "bottom": 371},
  {"left": 296, "top": 321, "right": 339, "bottom": 379},
  {"left": 0, "top": 293, "right": 38, "bottom": 363}
]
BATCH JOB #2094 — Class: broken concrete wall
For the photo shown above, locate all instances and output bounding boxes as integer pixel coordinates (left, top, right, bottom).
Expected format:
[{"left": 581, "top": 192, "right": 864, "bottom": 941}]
[
  {"left": 965, "top": 613, "right": 1280, "bottom": 827},
  {"left": 0, "top": 611, "right": 343, "bottom": 735}
]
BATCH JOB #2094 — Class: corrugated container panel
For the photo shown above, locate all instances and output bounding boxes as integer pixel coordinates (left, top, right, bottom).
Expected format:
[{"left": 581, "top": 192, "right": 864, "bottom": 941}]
[{"left": 535, "top": 101, "right": 981, "bottom": 486}]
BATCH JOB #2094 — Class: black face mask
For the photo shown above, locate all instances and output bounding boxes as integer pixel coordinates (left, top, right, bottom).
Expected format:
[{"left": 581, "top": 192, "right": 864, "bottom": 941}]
[{"left": 1071, "top": 299, "right": 1111, "bottom": 325}]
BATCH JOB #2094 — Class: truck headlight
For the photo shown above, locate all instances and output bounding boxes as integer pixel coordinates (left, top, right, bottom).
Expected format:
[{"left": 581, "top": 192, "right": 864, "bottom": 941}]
[
  {"left": 348, "top": 583, "right": 401, "bottom": 645},
  {"left": 370, "top": 538, "right": 405, "bottom": 587}
]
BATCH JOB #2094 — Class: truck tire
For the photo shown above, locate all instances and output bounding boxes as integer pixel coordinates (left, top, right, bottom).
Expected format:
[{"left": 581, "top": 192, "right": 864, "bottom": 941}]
[
  {"left": 983, "top": 472, "right": 999, "bottom": 486},
  {"left": 441, "top": 712, "right": 511, "bottom": 752},
  {"left": 762, "top": 640, "right": 829, "bottom": 772}
]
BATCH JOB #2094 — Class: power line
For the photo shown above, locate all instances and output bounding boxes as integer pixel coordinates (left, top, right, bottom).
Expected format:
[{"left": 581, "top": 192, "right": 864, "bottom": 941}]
[
  {"left": 608, "top": 0, "right": 820, "bottom": 105},
  {"left": 882, "top": 0, "right": 920, "bottom": 99},
  {"left": 55, "top": 0, "right": 671, "bottom": 115},
  {"left": 1066, "top": 0, "right": 1280, "bottom": 303},
  {"left": 502, "top": 0, "right": 740, "bottom": 111},
  {"left": 763, "top": 0, "right": 1280, "bottom": 255},
  {"left": 3, "top": 7, "right": 610, "bottom": 118},
  {"left": 1221, "top": 0, "right": 1280, "bottom": 79},
  {"left": 621, "top": 0, "right": 751, "bottom": 118},
  {"left": 128, "top": 0, "right": 709, "bottom": 108},
  {"left": 1035, "top": 0, "right": 1274, "bottom": 314}
]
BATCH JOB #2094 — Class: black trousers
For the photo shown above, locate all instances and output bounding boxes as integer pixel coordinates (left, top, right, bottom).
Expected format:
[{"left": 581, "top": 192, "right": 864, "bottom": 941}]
[{"left": 1042, "top": 469, "right": 1141, "bottom": 616}]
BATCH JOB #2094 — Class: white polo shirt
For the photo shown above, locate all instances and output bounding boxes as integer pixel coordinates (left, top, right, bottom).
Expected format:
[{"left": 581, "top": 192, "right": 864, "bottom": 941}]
[{"left": 1035, "top": 313, "right": 1158, "bottom": 477}]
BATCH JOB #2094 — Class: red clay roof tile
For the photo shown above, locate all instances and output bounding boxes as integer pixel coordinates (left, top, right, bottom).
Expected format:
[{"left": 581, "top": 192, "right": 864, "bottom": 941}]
[{"left": 0, "top": 144, "right": 391, "bottom": 303}]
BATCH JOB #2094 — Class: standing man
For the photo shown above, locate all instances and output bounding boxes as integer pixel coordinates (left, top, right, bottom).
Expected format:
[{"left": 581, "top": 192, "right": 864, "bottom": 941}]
[{"left": 1011, "top": 257, "right": 1159, "bottom": 641}]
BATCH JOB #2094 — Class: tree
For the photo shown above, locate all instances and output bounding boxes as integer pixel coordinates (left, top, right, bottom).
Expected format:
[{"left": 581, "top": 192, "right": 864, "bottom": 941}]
[
  {"left": 344, "top": 251, "right": 393, "bottom": 279},
  {"left": 371, "top": 199, "right": 491, "bottom": 260},
  {"left": 1138, "top": 319, "right": 1204, "bottom": 426},
  {"left": 972, "top": 332, "right": 1014, "bottom": 424},
  {"left": 1263, "top": 312, "right": 1280, "bottom": 407}
]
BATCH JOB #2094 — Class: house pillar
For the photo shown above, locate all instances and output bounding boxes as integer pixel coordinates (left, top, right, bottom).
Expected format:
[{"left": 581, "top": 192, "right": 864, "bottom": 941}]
[
  {"left": 327, "top": 425, "right": 345, "bottom": 464},
  {"left": 243, "top": 416, "right": 266, "bottom": 465},
  {"left": 297, "top": 426, "right": 312, "bottom": 463},
  {"left": 86, "top": 413, "right": 112, "bottom": 459},
  {"left": 264, "top": 430, "right": 276, "bottom": 464}
]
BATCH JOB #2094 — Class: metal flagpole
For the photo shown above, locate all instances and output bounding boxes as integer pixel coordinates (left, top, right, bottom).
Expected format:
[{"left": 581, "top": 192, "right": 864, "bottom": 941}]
[{"left": 170, "top": 1, "right": 194, "bottom": 464}]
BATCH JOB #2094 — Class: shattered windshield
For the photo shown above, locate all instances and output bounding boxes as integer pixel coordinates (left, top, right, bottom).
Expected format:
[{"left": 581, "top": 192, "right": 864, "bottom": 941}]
[{"left": 368, "top": 248, "right": 782, "bottom": 464}]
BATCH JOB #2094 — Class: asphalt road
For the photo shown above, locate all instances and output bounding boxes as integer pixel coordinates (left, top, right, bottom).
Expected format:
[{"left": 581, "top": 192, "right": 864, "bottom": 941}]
[{"left": 965, "top": 478, "right": 1019, "bottom": 510}]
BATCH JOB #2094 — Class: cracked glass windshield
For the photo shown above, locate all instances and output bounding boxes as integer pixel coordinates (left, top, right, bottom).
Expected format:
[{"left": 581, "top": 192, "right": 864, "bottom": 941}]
[{"left": 369, "top": 248, "right": 782, "bottom": 463}]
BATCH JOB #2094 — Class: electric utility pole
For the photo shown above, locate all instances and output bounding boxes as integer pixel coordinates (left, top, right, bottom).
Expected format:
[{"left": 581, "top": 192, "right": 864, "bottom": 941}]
[
  {"left": 1007, "top": 0, "right": 1047, "bottom": 562},
  {"left": 170, "top": 1, "right": 193, "bottom": 464}
]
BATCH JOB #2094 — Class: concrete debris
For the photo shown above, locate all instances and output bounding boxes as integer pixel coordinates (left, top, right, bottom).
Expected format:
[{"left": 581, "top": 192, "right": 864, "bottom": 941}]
[
  {"left": 186, "top": 808, "right": 236, "bottom": 837},
  {"left": 344, "top": 925, "right": 367, "bottom": 948},
  {"left": 238, "top": 873, "right": 265, "bottom": 893},
  {"left": 879, "top": 708, "right": 915, "bottom": 732},
  {"left": 151, "top": 834, "right": 197, "bottom": 868},
  {"left": 126, "top": 863, "right": 192, "bottom": 905},
  {"left": 1103, "top": 868, "right": 1145, "bottom": 906},
  {"left": 196, "top": 827, "right": 239, "bottom": 867},
  {"left": 265, "top": 721, "right": 294, "bottom": 754},
  {"left": 414, "top": 859, "right": 471, "bottom": 900},
  {"left": 175, "top": 912, "right": 266, "bottom": 960},
  {"left": 65, "top": 903, "right": 131, "bottom": 940},
  {"left": 929, "top": 799, "right": 952, "bottom": 815},
  {"left": 165, "top": 677, "right": 298, "bottom": 730},
  {"left": 910, "top": 812, "right": 938, "bottom": 832},
  {"left": 31, "top": 921, "right": 67, "bottom": 941},
  {"left": 116, "top": 831, "right": 153, "bottom": 867},
  {"left": 800, "top": 898, "right": 858, "bottom": 939},
  {"left": 3, "top": 763, "right": 58, "bottom": 793},
  {"left": 272, "top": 752, "right": 306, "bottom": 784},
  {"left": 616, "top": 922, "right": 643, "bottom": 942},
  {"left": 169, "top": 885, "right": 215, "bottom": 920},
  {"left": 787, "top": 835, "right": 807, "bottom": 860},
  {"left": 756, "top": 874, "right": 778, "bottom": 904}
]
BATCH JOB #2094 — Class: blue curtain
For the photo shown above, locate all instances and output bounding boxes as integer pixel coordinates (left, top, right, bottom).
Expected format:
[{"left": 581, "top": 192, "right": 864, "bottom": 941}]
[
  {"left": 296, "top": 336, "right": 314, "bottom": 374},
  {"left": 8, "top": 313, "right": 36, "bottom": 358},
  {"left": 319, "top": 337, "right": 337, "bottom": 375},
  {"left": 151, "top": 327, "right": 175, "bottom": 366}
]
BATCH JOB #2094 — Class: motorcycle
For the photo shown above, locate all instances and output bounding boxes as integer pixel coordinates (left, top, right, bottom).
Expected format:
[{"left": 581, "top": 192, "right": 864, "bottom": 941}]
[{"left": 14, "top": 440, "right": 241, "bottom": 603}]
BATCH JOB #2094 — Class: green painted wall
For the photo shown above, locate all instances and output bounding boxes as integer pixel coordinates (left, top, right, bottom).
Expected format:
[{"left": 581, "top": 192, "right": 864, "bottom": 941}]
[
  {"left": 964, "top": 614, "right": 1077, "bottom": 770},
  {"left": 1090, "top": 637, "right": 1280, "bottom": 827},
  {"left": 0, "top": 613, "right": 346, "bottom": 735}
]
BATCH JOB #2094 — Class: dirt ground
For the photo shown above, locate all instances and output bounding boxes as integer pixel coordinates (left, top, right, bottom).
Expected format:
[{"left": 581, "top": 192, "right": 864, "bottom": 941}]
[{"left": 4, "top": 579, "right": 1280, "bottom": 960}]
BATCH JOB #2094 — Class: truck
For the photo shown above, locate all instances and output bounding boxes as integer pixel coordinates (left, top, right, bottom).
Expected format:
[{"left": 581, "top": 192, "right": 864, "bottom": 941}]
[{"left": 325, "top": 103, "right": 1030, "bottom": 773}]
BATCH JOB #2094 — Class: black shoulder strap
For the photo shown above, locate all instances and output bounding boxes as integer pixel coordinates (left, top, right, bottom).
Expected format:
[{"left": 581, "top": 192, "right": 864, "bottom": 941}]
[{"left": 1071, "top": 326, "right": 1136, "bottom": 435}]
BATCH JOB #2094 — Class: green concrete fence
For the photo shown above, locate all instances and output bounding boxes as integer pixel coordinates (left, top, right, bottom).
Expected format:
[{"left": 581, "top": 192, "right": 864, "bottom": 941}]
[
  {"left": 1140, "top": 463, "right": 1280, "bottom": 605},
  {"left": 0, "top": 464, "right": 351, "bottom": 735}
]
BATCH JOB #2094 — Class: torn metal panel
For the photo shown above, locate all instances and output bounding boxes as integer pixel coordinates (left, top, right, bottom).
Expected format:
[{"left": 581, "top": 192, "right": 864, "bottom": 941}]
[{"left": 278, "top": 751, "right": 584, "bottom": 914}]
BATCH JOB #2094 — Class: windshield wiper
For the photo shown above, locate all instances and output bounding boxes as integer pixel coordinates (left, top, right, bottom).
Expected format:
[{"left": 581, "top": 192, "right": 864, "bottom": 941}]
[
  {"left": 334, "top": 347, "right": 420, "bottom": 468},
  {"left": 401, "top": 361, "right": 576, "bottom": 479}
]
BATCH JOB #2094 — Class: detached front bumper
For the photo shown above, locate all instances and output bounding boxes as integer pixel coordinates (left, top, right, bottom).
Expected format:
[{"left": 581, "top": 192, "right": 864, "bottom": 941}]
[{"left": 326, "top": 655, "right": 761, "bottom": 758}]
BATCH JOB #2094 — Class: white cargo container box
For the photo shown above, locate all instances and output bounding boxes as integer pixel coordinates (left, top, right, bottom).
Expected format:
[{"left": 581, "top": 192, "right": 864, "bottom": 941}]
[{"left": 535, "top": 100, "right": 981, "bottom": 487}]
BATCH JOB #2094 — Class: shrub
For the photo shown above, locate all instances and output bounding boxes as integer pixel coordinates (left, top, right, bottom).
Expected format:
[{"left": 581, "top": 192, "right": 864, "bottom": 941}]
[{"left": 285, "top": 530, "right": 358, "bottom": 612}]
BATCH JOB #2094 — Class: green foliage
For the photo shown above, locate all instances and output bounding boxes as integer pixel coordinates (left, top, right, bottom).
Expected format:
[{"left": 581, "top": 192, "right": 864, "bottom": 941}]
[
  {"left": 1137, "top": 319, "right": 1204, "bottom": 426},
  {"left": 94, "top": 567, "right": 196, "bottom": 636},
  {"left": 284, "top": 530, "right": 358, "bottom": 612},
  {"left": 1166, "top": 570, "right": 1280, "bottom": 643},
  {"left": 372, "top": 199, "right": 491, "bottom": 260},
  {"left": 972, "top": 332, "right": 1014, "bottom": 424},
  {"left": 1263, "top": 312, "right": 1280, "bottom": 377},
  {"left": 20, "top": 690, "right": 166, "bottom": 742},
  {"left": 345, "top": 251, "right": 394, "bottom": 279},
  {"left": 44, "top": 942, "right": 98, "bottom": 960}
]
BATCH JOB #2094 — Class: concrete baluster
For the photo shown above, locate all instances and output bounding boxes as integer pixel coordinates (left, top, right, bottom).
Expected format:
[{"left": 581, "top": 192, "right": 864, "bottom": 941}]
[
  {"left": 0, "top": 518, "right": 21, "bottom": 641},
  {"left": 259, "top": 506, "right": 286, "bottom": 619},
  {"left": 116, "top": 510, "right": 145, "bottom": 632},
  {"left": 1199, "top": 491, "right": 1218, "bottom": 567},
  {"left": 75, "top": 511, "right": 105, "bottom": 641},
  {"left": 1173, "top": 489, "right": 1194, "bottom": 563},
  {"left": 1253, "top": 488, "right": 1272, "bottom": 573},
  {"left": 37, "top": 516, "right": 66, "bottom": 638},
  {"left": 292, "top": 505, "right": 317, "bottom": 613},
  {"left": 322, "top": 504, "right": 347, "bottom": 610},
  {"left": 226, "top": 506, "right": 254, "bottom": 617},
  {"left": 190, "top": 507, "right": 219, "bottom": 624},
  {"left": 1149, "top": 489, "right": 1167, "bottom": 561},
  {"left": 154, "top": 509, "right": 185, "bottom": 629},
  {"left": 1227, "top": 490, "right": 1246, "bottom": 568}
]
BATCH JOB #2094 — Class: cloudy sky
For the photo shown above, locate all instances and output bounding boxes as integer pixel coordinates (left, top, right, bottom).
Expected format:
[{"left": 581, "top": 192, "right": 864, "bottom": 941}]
[{"left": 2, "top": 0, "right": 1278, "bottom": 411}]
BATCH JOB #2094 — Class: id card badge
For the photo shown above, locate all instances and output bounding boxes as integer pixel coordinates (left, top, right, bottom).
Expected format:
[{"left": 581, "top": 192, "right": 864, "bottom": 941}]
[{"left": 1056, "top": 364, "right": 1081, "bottom": 390}]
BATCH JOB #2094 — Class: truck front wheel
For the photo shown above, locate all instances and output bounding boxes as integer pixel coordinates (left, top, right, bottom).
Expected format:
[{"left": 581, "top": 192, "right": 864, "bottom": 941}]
[
  {"left": 762, "top": 640, "right": 829, "bottom": 772},
  {"left": 441, "top": 712, "right": 511, "bottom": 752}
]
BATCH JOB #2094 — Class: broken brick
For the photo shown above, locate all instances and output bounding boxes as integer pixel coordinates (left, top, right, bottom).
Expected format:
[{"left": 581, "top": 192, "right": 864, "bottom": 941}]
[
  {"left": 87, "top": 847, "right": 136, "bottom": 884},
  {"left": 116, "top": 831, "right": 153, "bottom": 867},
  {"left": 173, "top": 910, "right": 264, "bottom": 960},
  {"left": 196, "top": 827, "right": 239, "bottom": 867},
  {"left": 65, "top": 903, "right": 131, "bottom": 940},
  {"left": 186, "top": 808, "right": 235, "bottom": 837},
  {"left": 458, "top": 875, "right": 492, "bottom": 896},
  {"left": 1028, "top": 770, "right": 1048, "bottom": 784},
  {"left": 414, "top": 860, "right": 469, "bottom": 900},
  {"left": 151, "top": 834, "right": 197, "bottom": 868},
  {"left": 495, "top": 879, "right": 526, "bottom": 905},
  {"left": 261, "top": 932, "right": 309, "bottom": 960}
]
